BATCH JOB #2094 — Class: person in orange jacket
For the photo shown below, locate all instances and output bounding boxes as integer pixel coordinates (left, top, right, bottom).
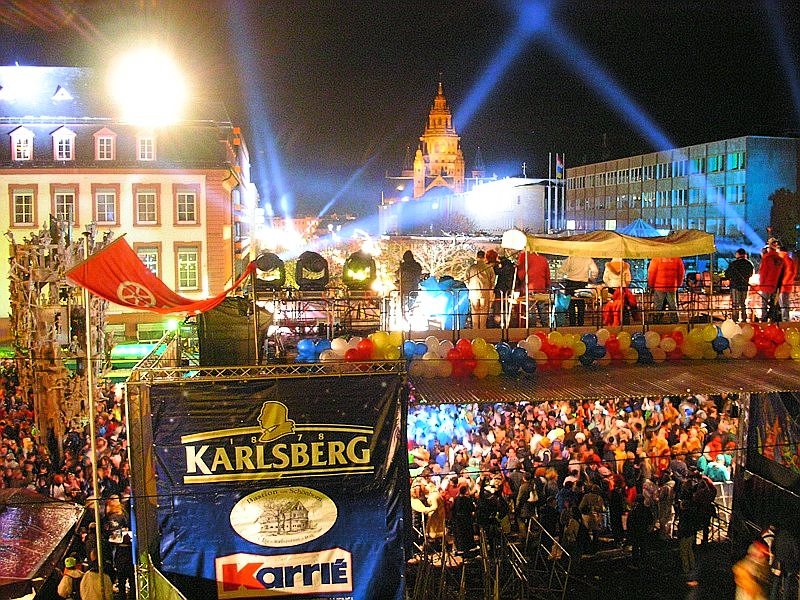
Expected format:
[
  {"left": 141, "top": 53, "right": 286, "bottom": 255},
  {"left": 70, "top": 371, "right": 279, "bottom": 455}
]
[
  {"left": 776, "top": 242, "right": 797, "bottom": 322},
  {"left": 758, "top": 244, "right": 785, "bottom": 322},
  {"left": 516, "top": 251, "right": 551, "bottom": 327},
  {"left": 648, "top": 256, "right": 685, "bottom": 324}
]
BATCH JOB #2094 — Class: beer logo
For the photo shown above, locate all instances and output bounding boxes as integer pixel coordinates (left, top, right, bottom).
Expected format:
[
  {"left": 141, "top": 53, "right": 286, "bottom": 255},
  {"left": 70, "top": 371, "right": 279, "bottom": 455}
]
[
  {"left": 258, "top": 402, "right": 295, "bottom": 442},
  {"left": 230, "top": 487, "right": 338, "bottom": 547}
]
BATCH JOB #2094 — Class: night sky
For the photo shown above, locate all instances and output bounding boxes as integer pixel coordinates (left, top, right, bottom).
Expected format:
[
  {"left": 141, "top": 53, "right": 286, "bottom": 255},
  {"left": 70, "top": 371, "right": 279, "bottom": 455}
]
[{"left": 1, "top": 0, "right": 798, "bottom": 217}]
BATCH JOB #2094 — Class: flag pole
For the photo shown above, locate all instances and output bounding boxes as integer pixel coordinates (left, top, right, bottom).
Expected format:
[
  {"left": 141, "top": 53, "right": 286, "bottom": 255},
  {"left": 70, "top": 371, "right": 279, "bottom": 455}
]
[
  {"left": 82, "top": 232, "right": 107, "bottom": 594},
  {"left": 547, "top": 152, "right": 552, "bottom": 233}
]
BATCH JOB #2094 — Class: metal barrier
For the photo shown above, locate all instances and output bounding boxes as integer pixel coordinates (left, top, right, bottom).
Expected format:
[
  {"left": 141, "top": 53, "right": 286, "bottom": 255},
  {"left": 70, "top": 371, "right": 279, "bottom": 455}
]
[{"left": 523, "top": 516, "right": 572, "bottom": 600}]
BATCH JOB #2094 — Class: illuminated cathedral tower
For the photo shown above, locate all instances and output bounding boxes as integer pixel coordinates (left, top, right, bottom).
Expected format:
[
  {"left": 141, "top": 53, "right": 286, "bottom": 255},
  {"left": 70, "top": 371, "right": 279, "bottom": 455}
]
[{"left": 412, "top": 82, "right": 465, "bottom": 198}]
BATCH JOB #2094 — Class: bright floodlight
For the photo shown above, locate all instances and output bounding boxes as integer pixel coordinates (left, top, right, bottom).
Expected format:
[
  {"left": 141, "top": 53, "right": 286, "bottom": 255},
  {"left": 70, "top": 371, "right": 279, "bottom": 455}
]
[
  {"left": 502, "top": 229, "right": 528, "bottom": 251},
  {"left": 110, "top": 48, "right": 187, "bottom": 125}
]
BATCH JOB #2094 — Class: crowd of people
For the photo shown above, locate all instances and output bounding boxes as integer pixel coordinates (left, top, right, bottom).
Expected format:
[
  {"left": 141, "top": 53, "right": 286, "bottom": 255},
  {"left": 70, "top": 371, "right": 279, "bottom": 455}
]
[
  {"left": 407, "top": 392, "right": 740, "bottom": 579},
  {"left": 458, "top": 236, "right": 799, "bottom": 329},
  {"left": 0, "top": 359, "right": 133, "bottom": 599}
]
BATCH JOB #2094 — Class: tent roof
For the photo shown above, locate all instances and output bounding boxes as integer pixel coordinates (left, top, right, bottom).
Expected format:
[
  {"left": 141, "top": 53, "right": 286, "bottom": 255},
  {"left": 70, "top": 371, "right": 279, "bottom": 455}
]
[
  {"left": 504, "top": 229, "right": 715, "bottom": 258},
  {"left": 410, "top": 359, "right": 800, "bottom": 404},
  {"left": 0, "top": 489, "right": 84, "bottom": 597},
  {"left": 618, "top": 218, "right": 661, "bottom": 238}
]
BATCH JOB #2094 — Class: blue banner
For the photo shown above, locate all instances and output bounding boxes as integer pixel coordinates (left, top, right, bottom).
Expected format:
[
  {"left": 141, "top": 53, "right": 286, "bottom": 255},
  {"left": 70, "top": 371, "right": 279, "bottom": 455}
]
[{"left": 151, "top": 375, "right": 408, "bottom": 599}]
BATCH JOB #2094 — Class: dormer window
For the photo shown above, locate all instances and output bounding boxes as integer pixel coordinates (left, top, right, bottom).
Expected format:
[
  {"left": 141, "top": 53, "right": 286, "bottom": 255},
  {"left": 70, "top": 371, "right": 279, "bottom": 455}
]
[
  {"left": 52, "top": 126, "right": 75, "bottom": 161},
  {"left": 9, "top": 126, "right": 33, "bottom": 161},
  {"left": 137, "top": 134, "right": 156, "bottom": 161},
  {"left": 93, "top": 127, "right": 116, "bottom": 161}
]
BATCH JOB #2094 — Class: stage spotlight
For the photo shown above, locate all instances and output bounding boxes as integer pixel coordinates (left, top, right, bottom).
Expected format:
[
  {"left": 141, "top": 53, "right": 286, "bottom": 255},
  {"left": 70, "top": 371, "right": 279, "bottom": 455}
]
[
  {"left": 254, "top": 252, "right": 286, "bottom": 291},
  {"left": 295, "top": 251, "right": 329, "bottom": 291},
  {"left": 342, "top": 250, "right": 377, "bottom": 291}
]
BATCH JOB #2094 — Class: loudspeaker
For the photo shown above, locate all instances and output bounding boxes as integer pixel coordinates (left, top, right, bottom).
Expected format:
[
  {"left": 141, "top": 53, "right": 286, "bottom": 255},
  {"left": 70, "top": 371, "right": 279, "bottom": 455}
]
[{"left": 197, "top": 298, "right": 271, "bottom": 366}]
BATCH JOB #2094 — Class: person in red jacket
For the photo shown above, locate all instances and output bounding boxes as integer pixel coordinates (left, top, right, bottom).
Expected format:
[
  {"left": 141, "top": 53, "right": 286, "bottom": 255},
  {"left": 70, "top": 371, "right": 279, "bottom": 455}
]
[
  {"left": 758, "top": 244, "right": 785, "bottom": 322},
  {"left": 516, "top": 251, "right": 551, "bottom": 327},
  {"left": 647, "top": 256, "right": 685, "bottom": 324},
  {"left": 777, "top": 242, "right": 797, "bottom": 322}
]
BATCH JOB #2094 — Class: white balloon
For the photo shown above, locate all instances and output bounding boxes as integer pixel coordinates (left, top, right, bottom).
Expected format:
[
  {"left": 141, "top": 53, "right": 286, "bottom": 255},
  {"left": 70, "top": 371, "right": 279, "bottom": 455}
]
[
  {"left": 720, "top": 318, "right": 741, "bottom": 340},
  {"left": 525, "top": 335, "right": 542, "bottom": 354},
  {"left": 319, "top": 349, "right": 337, "bottom": 362},
  {"left": 438, "top": 340, "right": 454, "bottom": 358},
  {"left": 422, "top": 351, "right": 439, "bottom": 361},
  {"left": 644, "top": 331, "right": 661, "bottom": 349},
  {"left": 425, "top": 336, "right": 441, "bottom": 354},
  {"left": 331, "top": 337, "right": 349, "bottom": 356},
  {"left": 349, "top": 336, "right": 363, "bottom": 349}
]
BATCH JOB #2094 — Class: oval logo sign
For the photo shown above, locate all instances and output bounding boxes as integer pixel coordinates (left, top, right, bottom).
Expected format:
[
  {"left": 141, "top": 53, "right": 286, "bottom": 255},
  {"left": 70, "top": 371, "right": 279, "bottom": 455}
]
[{"left": 230, "top": 486, "right": 338, "bottom": 548}]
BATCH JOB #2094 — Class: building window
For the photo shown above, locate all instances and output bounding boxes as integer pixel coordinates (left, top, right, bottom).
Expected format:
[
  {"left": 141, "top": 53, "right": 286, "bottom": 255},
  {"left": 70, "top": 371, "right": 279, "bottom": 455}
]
[
  {"left": 672, "top": 159, "right": 687, "bottom": 177},
  {"left": 642, "top": 191, "right": 654, "bottom": 207},
  {"left": 95, "top": 190, "right": 117, "bottom": 224},
  {"left": 54, "top": 190, "right": 76, "bottom": 223},
  {"left": 138, "top": 136, "right": 155, "bottom": 161},
  {"left": 604, "top": 219, "right": 616, "bottom": 230},
  {"left": 10, "top": 127, "right": 34, "bottom": 161},
  {"left": 727, "top": 184, "right": 746, "bottom": 204},
  {"left": 12, "top": 189, "right": 34, "bottom": 226},
  {"left": 176, "top": 190, "right": 197, "bottom": 224},
  {"left": 726, "top": 151, "right": 745, "bottom": 170},
  {"left": 98, "top": 137, "right": 113, "bottom": 160},
  {"left": 672, "top": 189, "right": 687, "bottom": 206},
  {"left": 137, "top": 246, "right": 160, "bottom": 276},
  {"left": 689, "top": 189, "right": 702, "bottom": 205},
  {"left": 176, "top": 246, "right": 200, "bottom": 291},
  {"left": 689, "top": 158, "right": 705, "bottom": 174},
  {"left": 136, "top": 191, "right": 158, "bottom": 224},
  {"left": 708, "top": 185, "right": 725, "bottom": 204},
  {"left": 52, "top": 127, "right": 75, "bottom": 161},
  {"left": 643, "top": 165, "right": 654, "bottom": 181},
  {"left": 707, "top": 155, "right": 724, "bottom": 173}
]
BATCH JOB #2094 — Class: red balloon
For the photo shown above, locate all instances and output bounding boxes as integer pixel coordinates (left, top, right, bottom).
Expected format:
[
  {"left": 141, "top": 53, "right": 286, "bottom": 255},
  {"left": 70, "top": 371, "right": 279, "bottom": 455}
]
[
  {"left": 606, "top": 338, "right": 621, "bottom": 353},
  {"left": 344, "top": 348, "right": 360, "bottom": 362},
  {"left": 768, "top": 326, "right": 785, "bottom": 344},
  {"left": 447, "top": 348, "right": 462, "bottom": 362},
  {"left": 357, "top": 339, "right": 374, "bottom": 354},
  {"left": 535, "top": 331, "right": 548, "bottom": 341},
  {"left": 550, "top": 359, "right": 562, "bottom": 370},
  {"left": 463, "top": 358, "right": 477, "bottom": 372},
  {"left": 667, "top": 349, "right": 683, "bottom": 361},
  {"left": 455, "top": 338, "right": 473, "bottom": 355},
  {"left": 559, "top": 347, "right": 574, "bottom": 360},
  {"left": 671, "top": 331, "right": 684, "bottom": 345},
  {"left": 761, "top": 345, "right": 776, "bottom": 359}
]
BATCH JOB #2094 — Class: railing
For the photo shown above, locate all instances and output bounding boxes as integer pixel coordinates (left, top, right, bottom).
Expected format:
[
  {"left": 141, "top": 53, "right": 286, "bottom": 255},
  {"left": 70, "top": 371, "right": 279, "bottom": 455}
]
[{"left": 523, "top": 516, "right": 572, "bottom": 600}]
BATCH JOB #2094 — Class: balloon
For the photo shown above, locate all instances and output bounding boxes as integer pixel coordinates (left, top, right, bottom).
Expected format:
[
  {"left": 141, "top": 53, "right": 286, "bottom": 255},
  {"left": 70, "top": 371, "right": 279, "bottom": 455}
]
[
  {"left": 319, "top": 349, "right": 337, "bottom": 362},
  {"left": 349, "top": 336, "right": 363, "bottom": 348},
  {"left": 495, "top": 342, "right": 512, "bottom": 360},
  {"left": 702, "top": 347, "right": 717, "bottom": 360},
  {"left": 630, "top": 332, "right": 646, "bottom": 349},
  {"left": 623, "top": 348, "right": 638, "bottom": 363},
  {"left": 331, "top": 337, "right": 350, "bottom": 356},
  {"left": 315, "top": 338, "right": 332, "bottom": 354},
  {"left": 644, "top": 331, "right": 661, "bottom": 349},
  {"left": 562, "top": 358, "right": 577, "bottom": 370},
  {"left": 729, "top": 347, "right": 743, "bottom": 359},
  {"left": 414, "top": 342, "right": 428, "bottom": 356},
  {"left": 719, "top": 319, "right": 741, "bottom": 340},
  {"left": 511, "top": 347, "right": 528, "bottom": 367},
  {"left": 388, "top": 331, "right": 404, "bottom": 348},
  {"left": 446, "top": 348, "right": 462, "bottom": 362},
  {"left": 742, "top": 342, "right": 758, "bottom": 358},
  {"left": 767, "top": 325, "right": 785, "bottom": 345},
  {"left": 700, "top": 325, "right": 718, "bottom": 342},
  {"left": 651, "top": 347, "right": 666, "bottom": 362},
  {"left": 471, "top": 337, "right": 488, "bottom": 355},
  {"left": 384, "top": 346, "right": 401, "bottom": 360},
  {"left": 671, "top": 330, "right": 685, "bottom": 345},
  {"left": 425, "top": 335, "right": 440, "bottom": 352},
  {"left": 637, "top": 349, "right": 653, "bottom": 364},
  {"left": 438, "top": 339, "right": 454, "bottom": 357},
  {"left": 344, "top": 348, "right": 361, "bottom": 361},
  {"left": 487, "top": 361, "right": 502, "bottom": 376},
  {"left": 473, "top": 362, "right": 488, "bottom": 379},
  {"left": 791, "top": 347, "right": 800, "bottom": 361},
  {"left": 596, "top": 329, "right": 611, "bottom": 345},
  {"left": 729, "top": 334, "right": 745, "bottom": 350},
  {"left": 659, "top": 336, "right": 677, "bottom": 353},
  {"left": 422, "top": 351, "right": 438, "bottom": 361},
  {"left": 532, "top": 350, "right": 548, "bottom": 362},
  {"left": 596, "top": 353, "right": 611, "bottom": 366},
  {"left": 371, "top": 331, "right": 389, "bottom": 349},
  {"left": 740, "top": 324, "right": 755, "bottom": 340},
  {"left": 606, "top": 338, "right": 621, "bottom": 354},
  {"left": 403, "top": 340, "right": 416, "bottom": 358},
  {"left": 581, "top": 333, "right": 598, "bottom": 348},
  {"left": 456, "top": 338, "right": 473, "bottom": 354},
  {"left": 525, "top": 335, "right": 543, "bottom": 353},
  {"left": 573, "top": 341, "right": 587, "bottom": 357},
  {"left": 591, "top": 345, "right": 607, "bottom": 359},
  {"left": 357, "top": 338, "right": 374, "bottom": 356},
  {"left": 786, "top": 328, "right": 800, "bottom": 348},
  {"left": 579, "top": 354, "right": 595, "bottom": 366},
  {"left": 522, "top": 357, "right": 537, "bottom": 373},
  {"left": 297, "top": 338, "right": 316, "bottom": 356},
  {"left": 408, "top": 360, "right": 426, "bottom": 377},
  {"left": 502, "top": 362, "right": 521, "bottom": 376},
  {"left": 548, "top": 331, "right": 564, "bottom": 347},
  {"left": 711, "top": 336, "right": 730, "bottom": 353},
  {"left": 775, "top": 343, "right": 792, "bottom": 359}
]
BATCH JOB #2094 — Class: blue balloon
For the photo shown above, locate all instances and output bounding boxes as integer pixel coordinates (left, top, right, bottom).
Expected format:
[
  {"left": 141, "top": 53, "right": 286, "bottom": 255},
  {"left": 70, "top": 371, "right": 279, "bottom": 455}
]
[
  {"left": 403, "top": 340, "right": 416, "bottom": 358},
  {"left": 502, "top": 362, "right": 520, "bottom": 377},
  {"left": 522, "top": 357, "right": 537, "bottom": 374},
  {"left": 579, "top": 354, "right": 595, "bottom": 366},
  {"left": 297, "top": 338, "right": 316, "bottom": 356},
  {"left": 711, "top": 336, "right": 730, "bottom": 352},
  {"left": 415, "top": 342, "right": 428, "bottom": 356},
  {"left": 495, "top": 342, "right": 512, "bottom": 360},
  {"left": 637, "top": 349, "right": 653, "bottom": 364},
  {"left": 581, "top": 333, "right": 598, "bottom": 348},
  {"left": 511, "top": 347, "right": 528, "bottom": 367},
  {"left": 315, "top": 339, "right": 331, "bottom": 354},
  {"left": 591, "top": 345, "right": 607, "bottom": 359},
  {"left": 631, "top": 332, "right": 647, "bottom": 349}
]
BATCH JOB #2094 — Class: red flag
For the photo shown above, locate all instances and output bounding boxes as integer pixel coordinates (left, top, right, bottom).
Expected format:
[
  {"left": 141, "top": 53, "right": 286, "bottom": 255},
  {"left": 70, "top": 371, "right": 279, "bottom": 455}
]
[{"left": 66, "top": 237, "right": 256, "bottom": 315}]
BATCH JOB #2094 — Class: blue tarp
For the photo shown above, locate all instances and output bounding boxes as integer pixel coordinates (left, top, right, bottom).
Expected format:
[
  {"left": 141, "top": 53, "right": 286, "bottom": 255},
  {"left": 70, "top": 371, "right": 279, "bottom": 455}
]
[{"left": 618, "top": 218, "right": 661, "bottom": 238}]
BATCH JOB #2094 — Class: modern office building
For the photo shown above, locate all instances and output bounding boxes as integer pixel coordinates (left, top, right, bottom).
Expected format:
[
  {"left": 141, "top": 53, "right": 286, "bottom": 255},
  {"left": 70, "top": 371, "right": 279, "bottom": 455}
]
[
  {"left": 564, "top": 135, "right": 799, "bottom": 251},
  {"left": 0, "top": 65, "right": 259, "bottom": 340}
]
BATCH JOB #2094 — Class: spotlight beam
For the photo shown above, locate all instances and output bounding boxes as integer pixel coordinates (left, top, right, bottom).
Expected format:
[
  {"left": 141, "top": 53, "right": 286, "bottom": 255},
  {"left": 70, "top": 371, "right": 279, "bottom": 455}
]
[{"left": 764, "top": 0, "right": 800, "bottom": 125}]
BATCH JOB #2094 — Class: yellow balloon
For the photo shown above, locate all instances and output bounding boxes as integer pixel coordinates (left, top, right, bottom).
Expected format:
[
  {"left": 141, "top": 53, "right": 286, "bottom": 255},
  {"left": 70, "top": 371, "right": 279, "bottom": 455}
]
[
  {"left": 623, "top": 347, "right": 638, "bottom": 363},
  {"left": 791, "top": 347, "right": 800, "bottom": 361},
  {"left": 384, "top": 346, "right": 401, "bottom": 360},
  {"left": 474, "top": 362, "right": 489, "bottom": 379},
  {"left": 702, "top": 348, "right": 717, "bottom": 360},
  {"left": 573, "top": 341, "right": 587, "bottom": 357},
  {"left": 786, "top": 328, "right": 800, "bottom": 348},
  {"left": 471, "top": 337, "right": 487, "bottom": 354},
  {"left": 388, "top": 331, "right": 404, "bottom": 347},
  {"left": 548, "top": 331, "right": 564, "bottom": 347},
  {"left": 617, "top": 331, "right": 632, "bottom": 351},
  {"left": 487, "top": 362, "right": 502, "bottom": 376},
  {"left": 702, "top": 325, "right": 718, "bottom": 342},
  {"left": 371, "top": 330, "right": 389, "bottom": 349},
  {"left": 562, "top": 358, "right": 578, "bottom": 369}
]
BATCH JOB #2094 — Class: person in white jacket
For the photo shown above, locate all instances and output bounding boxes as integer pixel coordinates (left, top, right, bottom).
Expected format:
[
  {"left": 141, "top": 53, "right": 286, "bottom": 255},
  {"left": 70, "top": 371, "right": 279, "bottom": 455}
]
[{"left": 557, "top": 255, "right": 598, "bottom": 325}]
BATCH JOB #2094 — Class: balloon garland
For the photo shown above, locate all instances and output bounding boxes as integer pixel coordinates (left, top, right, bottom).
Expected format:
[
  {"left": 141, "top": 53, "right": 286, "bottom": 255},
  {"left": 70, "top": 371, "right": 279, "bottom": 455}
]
[{"left": 295, "top": 319, "right": 800, "bottom": 378}]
